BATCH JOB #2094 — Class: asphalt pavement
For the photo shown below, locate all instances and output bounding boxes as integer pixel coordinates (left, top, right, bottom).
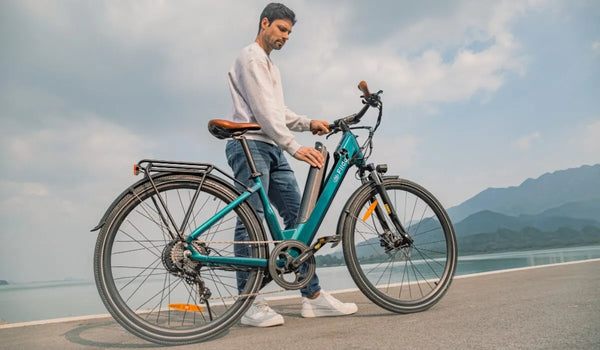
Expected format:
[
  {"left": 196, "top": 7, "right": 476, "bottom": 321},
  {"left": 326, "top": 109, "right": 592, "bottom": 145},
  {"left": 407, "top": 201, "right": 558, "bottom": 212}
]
[{"left": 1, "top": 259, "right": 599, "bottom": 350}]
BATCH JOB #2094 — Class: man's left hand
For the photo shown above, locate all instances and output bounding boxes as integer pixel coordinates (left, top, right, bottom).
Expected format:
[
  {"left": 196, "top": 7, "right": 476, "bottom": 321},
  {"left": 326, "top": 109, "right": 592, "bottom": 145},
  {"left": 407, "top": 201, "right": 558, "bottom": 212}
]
[{"left": 310, "top": 120, "right": 330, "bottom": 135}]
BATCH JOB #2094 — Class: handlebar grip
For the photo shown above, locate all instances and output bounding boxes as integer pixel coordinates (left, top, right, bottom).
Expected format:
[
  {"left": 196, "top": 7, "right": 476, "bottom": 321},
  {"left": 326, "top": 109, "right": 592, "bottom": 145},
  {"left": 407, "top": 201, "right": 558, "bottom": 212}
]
[
  {"left": 329, "top": 113, "right": 358, "bottom": 132},
  {"left": 358, "top": 81, "right": 371, "bottom": 98}
]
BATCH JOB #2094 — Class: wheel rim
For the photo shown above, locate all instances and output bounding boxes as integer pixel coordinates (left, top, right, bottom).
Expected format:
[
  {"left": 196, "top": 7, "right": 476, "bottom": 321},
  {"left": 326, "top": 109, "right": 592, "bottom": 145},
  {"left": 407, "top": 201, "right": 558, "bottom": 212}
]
[
  {"left": 98, "top": 177, "right": 264, "bottom": 338},
  {"left": 345, "top": 181, "right": 456, "bottom": 309}
]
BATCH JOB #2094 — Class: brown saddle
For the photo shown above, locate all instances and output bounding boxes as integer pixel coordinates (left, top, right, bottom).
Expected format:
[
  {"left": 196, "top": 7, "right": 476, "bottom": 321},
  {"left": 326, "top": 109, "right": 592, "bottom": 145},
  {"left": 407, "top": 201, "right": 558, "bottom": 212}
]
[{"left": 208, "top": 119, "right": 261, "bottom": 139}]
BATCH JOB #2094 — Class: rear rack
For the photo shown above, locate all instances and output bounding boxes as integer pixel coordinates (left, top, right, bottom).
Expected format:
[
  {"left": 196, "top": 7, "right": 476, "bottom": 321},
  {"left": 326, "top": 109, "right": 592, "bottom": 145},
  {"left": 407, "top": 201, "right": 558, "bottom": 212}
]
[
  {"left": 132, "top": 159, "right": 256, "bottom": 240},
  {"left": 138, "top": 159, "right": 213, "bottom": 174},
  {"left": 136, "top": 159, "right": 253, "bottom": 192}
]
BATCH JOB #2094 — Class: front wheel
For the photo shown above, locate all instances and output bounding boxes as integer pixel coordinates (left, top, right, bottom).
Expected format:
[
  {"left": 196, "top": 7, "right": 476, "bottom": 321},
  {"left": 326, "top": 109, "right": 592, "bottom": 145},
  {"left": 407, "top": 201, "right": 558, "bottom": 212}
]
[{"left": 342, "top": 178, "right": 457, "bottom": 313}]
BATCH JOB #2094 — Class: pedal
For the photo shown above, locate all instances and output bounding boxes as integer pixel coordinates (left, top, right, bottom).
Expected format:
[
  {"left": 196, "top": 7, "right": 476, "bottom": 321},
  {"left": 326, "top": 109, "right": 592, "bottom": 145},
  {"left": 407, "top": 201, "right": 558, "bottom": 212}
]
[
  {"left": 329, "top": 235, "right": 341, "bottom": 248},
  {"left": 312, "top": 235, "right": 341, "bottom": 250},
  {"left": 291, "top": 235, "right": 341, "bottom": 268}
]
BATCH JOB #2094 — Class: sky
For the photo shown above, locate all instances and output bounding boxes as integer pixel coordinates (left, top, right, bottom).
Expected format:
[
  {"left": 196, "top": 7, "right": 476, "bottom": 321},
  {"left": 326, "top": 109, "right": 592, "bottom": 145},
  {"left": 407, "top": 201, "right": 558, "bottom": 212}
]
[{"left": 1, "top": 0, "right": 599, "bottom": 283}]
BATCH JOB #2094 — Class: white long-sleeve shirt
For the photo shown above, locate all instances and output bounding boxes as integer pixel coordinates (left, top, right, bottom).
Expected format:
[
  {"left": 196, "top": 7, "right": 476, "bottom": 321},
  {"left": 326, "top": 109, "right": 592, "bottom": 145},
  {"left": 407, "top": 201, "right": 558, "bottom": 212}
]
[{"left": 227, "top": 42, "right": 311, "bottom": 155}]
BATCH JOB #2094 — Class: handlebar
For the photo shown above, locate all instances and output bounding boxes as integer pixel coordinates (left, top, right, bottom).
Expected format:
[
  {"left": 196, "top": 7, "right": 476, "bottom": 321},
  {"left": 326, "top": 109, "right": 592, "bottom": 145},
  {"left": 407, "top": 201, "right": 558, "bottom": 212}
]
[
  {"left": 328, "top": 81, "right": 382, "bottom": 133},
  {"left": 328, "top": 112, "right": 360, "bottom": 131}
]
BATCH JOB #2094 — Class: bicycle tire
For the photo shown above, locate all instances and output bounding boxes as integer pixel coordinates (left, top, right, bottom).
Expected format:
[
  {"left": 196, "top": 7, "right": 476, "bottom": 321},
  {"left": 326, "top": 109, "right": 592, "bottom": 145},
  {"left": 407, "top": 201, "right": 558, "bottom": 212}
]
[
  {"left": 94, "top": 174, "right": 267, "bottom": 345},
  {"left": 341, "top": 178, "right": 457, "bottom": 313}
]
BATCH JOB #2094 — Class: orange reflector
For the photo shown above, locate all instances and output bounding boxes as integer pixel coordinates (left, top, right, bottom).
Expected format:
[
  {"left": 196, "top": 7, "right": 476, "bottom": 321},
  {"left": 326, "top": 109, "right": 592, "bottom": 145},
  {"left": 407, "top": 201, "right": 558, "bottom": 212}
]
[
  {"left": 168, "top": 303, "right": 204, "bottom": 312},
  {"left": 133, "top": 164, "right": 139, "bottom": 176},
  {"left": 362, "top": 200, "right": 378, "bottom": 222}
]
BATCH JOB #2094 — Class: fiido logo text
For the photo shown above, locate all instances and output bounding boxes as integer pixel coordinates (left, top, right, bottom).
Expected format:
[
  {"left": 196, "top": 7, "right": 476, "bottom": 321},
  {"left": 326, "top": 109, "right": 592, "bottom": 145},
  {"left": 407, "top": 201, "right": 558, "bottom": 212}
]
[{"left": 333, "top": 156, "right": 349, "bottom": 183}]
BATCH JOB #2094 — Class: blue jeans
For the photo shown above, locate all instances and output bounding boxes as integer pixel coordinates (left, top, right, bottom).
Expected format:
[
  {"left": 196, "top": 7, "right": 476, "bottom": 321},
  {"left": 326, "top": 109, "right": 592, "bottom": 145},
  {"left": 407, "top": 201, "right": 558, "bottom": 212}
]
[{"left": 226, "top": 139, "right": 321, "bottom": 298}]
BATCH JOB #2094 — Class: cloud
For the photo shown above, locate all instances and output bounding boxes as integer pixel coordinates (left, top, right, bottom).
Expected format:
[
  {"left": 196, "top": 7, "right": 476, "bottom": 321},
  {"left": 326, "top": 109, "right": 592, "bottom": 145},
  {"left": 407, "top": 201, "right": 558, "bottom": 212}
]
[
  {"left": 2, "top": 0, "right": 539, "bottom": 129},
  {"left": 0, "top": 181, "right": 49, "bottom": 197},
  {"left": 593, "top": 41, "right": 600, "bottom": 53},
  {"left": 1, "top": 113, "right": 153, "bottom": 182},
  {"left": 1, "top": 0, "right": 582, "bottom": 284},
  {"left": 370, "top": 135, "right": 422, "bottom": 172},
  {"left": 0, "top": 114, "right": 156, "bottom": 282},
  {"left": 512, "top": 131, "right": 541, "bottom": 151},
  {"left": 15, "top": 1, "right": 534, "bottom": 110},
  {"left": 580, "top": 119, "right": 600, "bottom": 151},
  {"left": 561, "top": 118, "right": 600, "bottom": 164},
  {"left": 278, "top": 0, "right": 533, "bottom": 117}
]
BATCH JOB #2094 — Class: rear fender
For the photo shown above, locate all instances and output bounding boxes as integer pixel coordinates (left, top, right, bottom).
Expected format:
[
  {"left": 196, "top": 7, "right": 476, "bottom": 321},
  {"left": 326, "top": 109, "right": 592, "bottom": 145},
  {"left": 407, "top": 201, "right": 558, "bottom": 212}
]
[{"left": 90, "top": 173, "right": 250, "bottom": 233}]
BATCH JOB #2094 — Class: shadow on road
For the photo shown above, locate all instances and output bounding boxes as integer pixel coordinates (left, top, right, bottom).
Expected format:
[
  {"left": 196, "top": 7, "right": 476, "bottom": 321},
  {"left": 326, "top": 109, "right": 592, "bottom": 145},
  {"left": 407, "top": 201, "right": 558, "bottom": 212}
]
[{"left": 63, "top": 320, "right": 229, "bottom": 348}]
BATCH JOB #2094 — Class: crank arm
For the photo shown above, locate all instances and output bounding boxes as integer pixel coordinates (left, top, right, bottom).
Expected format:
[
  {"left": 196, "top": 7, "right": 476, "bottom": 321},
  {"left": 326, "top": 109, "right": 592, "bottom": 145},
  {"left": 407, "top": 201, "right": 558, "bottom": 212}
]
[{"left": 291, "top": 235, "right": 340, "bottom": 269}]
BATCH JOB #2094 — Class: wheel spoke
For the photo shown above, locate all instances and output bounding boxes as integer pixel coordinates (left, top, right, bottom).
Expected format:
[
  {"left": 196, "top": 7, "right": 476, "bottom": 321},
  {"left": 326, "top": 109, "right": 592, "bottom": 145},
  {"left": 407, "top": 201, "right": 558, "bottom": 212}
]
[
  {"left": 343, "top": 179, "right": 456, "bottom": 313},
  {"left": 96, "top": 175, "right": 267, "bottom": 344}
]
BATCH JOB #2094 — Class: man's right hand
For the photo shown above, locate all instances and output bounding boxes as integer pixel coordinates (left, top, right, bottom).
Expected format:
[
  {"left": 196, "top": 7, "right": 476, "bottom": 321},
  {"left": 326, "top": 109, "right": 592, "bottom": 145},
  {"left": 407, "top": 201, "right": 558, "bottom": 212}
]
[{"left": 293, "top": 146, "right": 325, "bottom": 168}]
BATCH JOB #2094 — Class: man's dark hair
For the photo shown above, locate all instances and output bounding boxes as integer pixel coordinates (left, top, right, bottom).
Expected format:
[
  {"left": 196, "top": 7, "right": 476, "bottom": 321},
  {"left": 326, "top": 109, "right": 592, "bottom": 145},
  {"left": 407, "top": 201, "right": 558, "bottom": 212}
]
[{"left": 258, "top": 3, "right": 296, "bottom": 34}]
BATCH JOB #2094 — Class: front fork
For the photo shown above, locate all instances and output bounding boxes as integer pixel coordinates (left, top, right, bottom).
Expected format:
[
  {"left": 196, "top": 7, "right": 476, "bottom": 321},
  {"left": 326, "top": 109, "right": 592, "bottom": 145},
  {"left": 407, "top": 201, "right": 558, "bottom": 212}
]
[{"left": 362, "top": 164, "right": 414, "bottom": 248}]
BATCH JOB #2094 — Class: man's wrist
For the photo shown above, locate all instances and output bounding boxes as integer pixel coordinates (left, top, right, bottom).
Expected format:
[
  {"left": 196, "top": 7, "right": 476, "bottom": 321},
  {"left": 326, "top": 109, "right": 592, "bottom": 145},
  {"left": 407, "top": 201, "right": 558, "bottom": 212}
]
[{"left": 287, "top": 141, "right": 302, "bottom": 156}]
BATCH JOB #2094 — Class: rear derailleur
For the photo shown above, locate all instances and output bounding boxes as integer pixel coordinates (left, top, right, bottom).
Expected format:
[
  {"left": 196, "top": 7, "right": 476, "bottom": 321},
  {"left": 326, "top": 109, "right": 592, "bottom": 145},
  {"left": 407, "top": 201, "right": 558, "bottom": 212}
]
[{"left": 161, "top": 239, "right": 212, "bottom": 302}]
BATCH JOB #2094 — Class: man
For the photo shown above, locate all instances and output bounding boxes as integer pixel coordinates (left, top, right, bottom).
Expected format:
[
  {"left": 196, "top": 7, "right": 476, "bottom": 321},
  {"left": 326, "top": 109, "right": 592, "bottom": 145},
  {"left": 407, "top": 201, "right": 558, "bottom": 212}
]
[{"left": 225, "top": 3, "right": 358, "bottom": 327}]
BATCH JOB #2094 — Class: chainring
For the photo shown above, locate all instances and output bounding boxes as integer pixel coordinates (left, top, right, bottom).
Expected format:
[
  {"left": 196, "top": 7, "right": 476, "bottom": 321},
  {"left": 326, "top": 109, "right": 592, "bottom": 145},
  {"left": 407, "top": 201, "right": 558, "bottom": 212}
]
[{"left": 268, "top": 240, "right": 316, "bottom": 290}]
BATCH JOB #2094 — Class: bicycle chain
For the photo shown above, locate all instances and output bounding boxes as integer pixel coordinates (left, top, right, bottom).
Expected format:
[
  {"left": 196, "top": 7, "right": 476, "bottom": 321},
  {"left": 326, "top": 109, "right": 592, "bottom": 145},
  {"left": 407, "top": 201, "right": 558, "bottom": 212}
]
[
  {"left": 194, "top": 240, "right": 283, "bottom": 245},
  {"left": 194, "top": 239, "right": 286, "bottom": 301},
  {"left": 207, "top": 288, "right": 286, "bottom": 301}
]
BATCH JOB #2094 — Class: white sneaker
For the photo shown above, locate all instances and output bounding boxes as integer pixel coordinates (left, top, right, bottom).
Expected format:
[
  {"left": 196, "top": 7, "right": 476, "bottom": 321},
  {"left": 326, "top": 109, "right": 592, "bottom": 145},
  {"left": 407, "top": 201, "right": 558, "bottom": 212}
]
[
  {"left": 301, "top": 290, "right": 358, "bottom": 318},
  {"left": 241, "top": 299, "right": 284, "bottom": 327}
]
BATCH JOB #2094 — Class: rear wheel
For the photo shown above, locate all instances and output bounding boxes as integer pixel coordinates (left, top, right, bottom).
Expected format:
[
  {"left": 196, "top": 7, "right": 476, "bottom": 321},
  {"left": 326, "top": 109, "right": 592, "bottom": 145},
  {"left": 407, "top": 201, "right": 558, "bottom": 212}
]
[
  {"left": 94, "top": 175, "right": 267, "bottom": 345},
  {"left": 342, "top": 178, "right": 457, "bottom": 313}
]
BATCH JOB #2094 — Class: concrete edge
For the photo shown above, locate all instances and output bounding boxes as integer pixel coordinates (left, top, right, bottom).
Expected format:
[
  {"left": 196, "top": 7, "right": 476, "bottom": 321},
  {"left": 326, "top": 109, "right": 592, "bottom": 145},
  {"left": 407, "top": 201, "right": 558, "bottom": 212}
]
[{"left": 453, "top": 257, "right": 600, "bottom": 279}]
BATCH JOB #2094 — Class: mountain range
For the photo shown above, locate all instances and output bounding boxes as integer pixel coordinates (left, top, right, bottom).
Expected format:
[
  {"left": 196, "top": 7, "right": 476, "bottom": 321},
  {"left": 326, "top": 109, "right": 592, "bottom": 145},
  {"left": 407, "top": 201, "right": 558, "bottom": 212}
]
[
  {"left": 448, "top": 164, "right": 600, "bottom": 253},
  {"left": 316, "top": 163, "right": 600, "bottom": 265},
  {"left": 447, "top": 164, "right": 600, "bottom": 222}
]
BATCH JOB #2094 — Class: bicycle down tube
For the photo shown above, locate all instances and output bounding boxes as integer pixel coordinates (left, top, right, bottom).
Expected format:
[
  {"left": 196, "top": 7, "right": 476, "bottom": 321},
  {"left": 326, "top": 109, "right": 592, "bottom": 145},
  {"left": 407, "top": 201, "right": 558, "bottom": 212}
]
[{"left": 185, "top": 130, "right": 363, "bottom": 268}]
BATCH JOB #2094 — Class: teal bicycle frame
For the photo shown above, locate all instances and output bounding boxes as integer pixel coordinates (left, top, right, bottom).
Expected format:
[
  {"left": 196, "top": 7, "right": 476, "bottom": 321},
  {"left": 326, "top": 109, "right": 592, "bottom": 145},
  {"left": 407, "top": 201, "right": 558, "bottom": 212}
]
[
  {"left": 185, "top": 130, "right": 365, "bottom": 268},
  {"left": 92, "top": 84, "right": 458, "bottom": 346}
]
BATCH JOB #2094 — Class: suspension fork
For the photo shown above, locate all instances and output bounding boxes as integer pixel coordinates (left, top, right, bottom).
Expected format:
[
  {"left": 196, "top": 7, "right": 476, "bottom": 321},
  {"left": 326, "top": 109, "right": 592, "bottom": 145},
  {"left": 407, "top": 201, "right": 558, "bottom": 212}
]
[{"left": 364, "top": 166, "right": 413, "bottom": 245}]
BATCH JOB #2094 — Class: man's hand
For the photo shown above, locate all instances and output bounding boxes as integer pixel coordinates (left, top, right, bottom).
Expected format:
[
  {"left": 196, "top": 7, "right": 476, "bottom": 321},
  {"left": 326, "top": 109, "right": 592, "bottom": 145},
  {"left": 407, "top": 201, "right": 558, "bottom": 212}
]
[
  {"left": 293, "top": 146, "right": 325, "bottom": 168},
  {"left": 310, "top": 120, "right": 330, "bottom": 135},
  {"left": 293, "top": 120, "right": 329, "bottom": 167}
]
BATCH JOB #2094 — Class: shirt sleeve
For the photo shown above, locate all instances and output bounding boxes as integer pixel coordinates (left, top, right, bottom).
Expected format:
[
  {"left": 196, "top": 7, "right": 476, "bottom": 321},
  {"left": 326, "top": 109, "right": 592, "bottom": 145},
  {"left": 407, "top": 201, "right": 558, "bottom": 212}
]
[
  {"left": 285, "top": 107, "right": 311, "bottom": 132},
  {"left": 237, "top": 58, "right": 304, "bottom": 155}
]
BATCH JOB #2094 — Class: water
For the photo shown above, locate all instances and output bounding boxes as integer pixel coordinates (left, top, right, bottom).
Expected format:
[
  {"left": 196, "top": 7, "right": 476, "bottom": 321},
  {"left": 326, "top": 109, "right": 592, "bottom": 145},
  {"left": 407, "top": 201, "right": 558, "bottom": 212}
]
[{"left": 1, "top": 245, "right": 599, "bottom": 324}]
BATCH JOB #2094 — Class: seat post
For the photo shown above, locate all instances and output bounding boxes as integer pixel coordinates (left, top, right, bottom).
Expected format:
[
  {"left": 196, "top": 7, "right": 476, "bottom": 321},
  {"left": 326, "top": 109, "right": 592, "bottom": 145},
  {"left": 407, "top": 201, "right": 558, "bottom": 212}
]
[{"left": 234, "top": 136, "right": 262, "bottom": 179}]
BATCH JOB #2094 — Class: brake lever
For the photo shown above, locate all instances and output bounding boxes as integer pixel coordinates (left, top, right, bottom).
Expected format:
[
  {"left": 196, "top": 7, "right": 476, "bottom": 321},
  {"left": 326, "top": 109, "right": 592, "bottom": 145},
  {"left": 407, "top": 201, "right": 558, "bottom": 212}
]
[
  {"left": 364, "top": 91, "right": 383, "bottom": 107},
  {"left": 326, "top": 127, "right": 341, "bottom": 139}
]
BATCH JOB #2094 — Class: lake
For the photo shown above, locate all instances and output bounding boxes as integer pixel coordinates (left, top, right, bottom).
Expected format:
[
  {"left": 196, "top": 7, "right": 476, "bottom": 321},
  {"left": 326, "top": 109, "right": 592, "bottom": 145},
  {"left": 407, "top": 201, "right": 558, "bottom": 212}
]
[{"left": 1, "top": 245, "right": 599, "bottom": 324}]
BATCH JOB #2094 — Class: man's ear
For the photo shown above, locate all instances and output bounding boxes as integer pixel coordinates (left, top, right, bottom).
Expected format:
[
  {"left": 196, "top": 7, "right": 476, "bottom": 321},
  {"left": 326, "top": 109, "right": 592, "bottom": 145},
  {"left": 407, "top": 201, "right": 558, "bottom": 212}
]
[{"left": 260, "top": 17, "right": 270, "bottom": 31}]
